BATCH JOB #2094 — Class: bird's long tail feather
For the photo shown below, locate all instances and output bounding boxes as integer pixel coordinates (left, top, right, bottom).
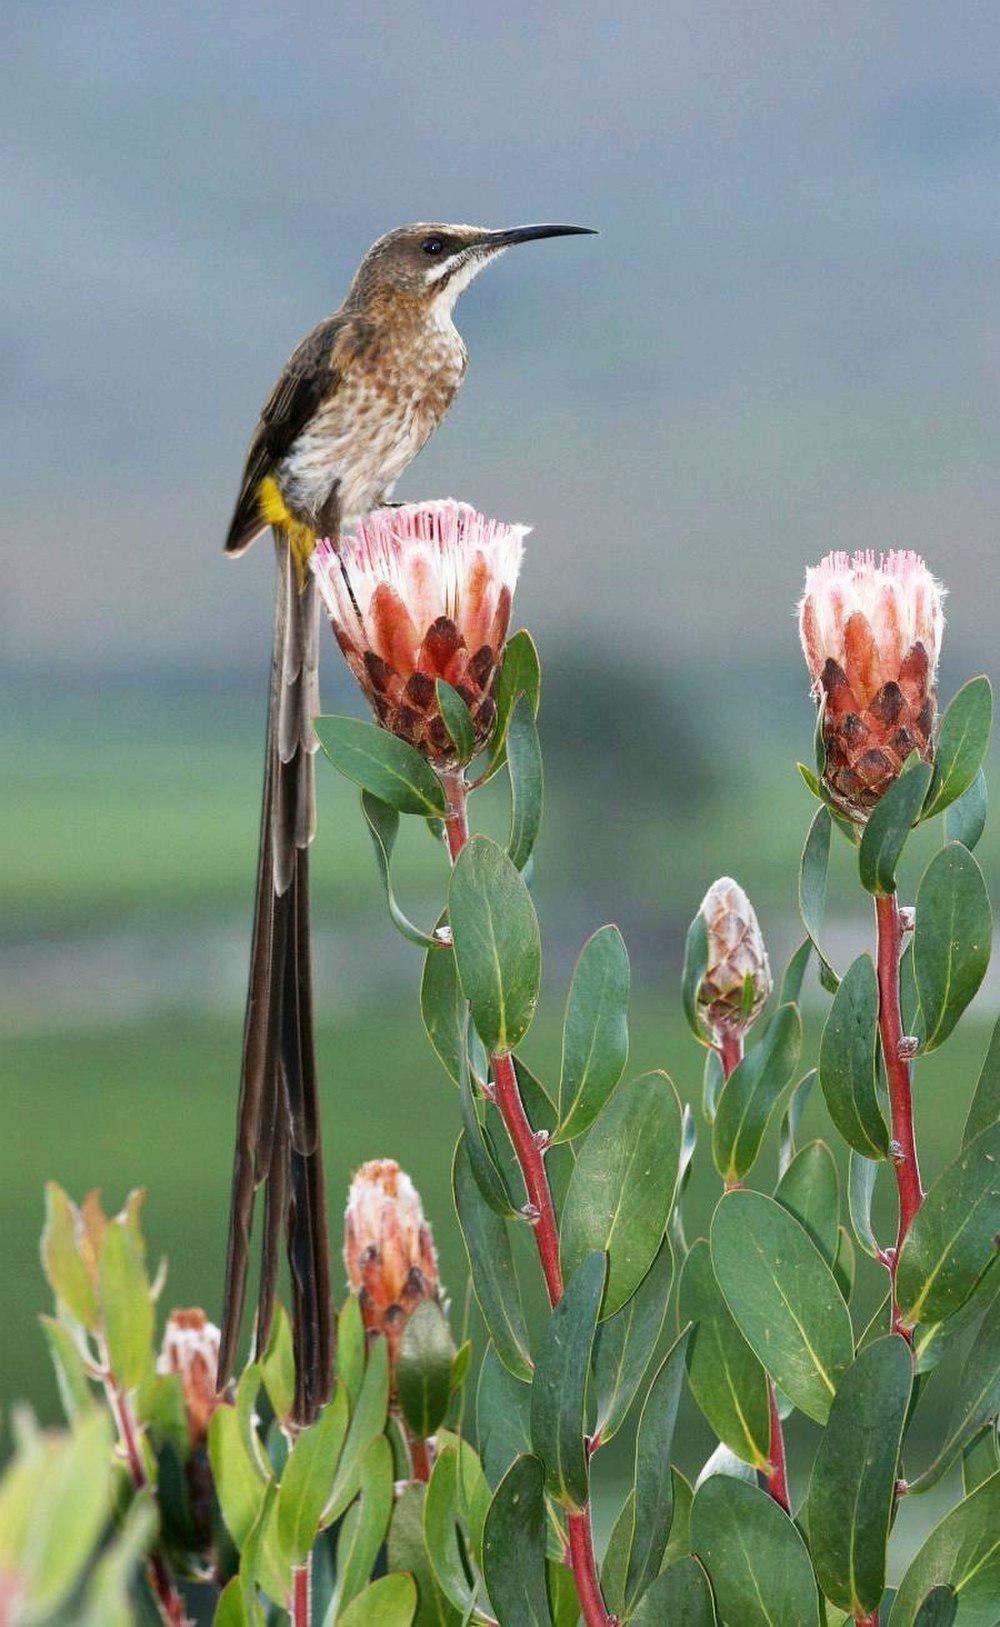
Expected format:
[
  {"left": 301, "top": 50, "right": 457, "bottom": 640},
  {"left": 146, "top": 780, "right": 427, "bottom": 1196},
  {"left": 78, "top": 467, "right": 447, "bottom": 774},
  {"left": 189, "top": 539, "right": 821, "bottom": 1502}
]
[{"left": 218, "top": 534, "right": 332, "bottom": 1424}]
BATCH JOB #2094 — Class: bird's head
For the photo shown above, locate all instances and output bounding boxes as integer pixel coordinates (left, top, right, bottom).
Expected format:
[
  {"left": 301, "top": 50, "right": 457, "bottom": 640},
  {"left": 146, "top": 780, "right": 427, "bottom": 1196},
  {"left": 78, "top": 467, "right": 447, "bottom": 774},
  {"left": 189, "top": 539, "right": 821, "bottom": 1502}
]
[{"left": 348, "top": 222, "right": 596, "bottom": 314}]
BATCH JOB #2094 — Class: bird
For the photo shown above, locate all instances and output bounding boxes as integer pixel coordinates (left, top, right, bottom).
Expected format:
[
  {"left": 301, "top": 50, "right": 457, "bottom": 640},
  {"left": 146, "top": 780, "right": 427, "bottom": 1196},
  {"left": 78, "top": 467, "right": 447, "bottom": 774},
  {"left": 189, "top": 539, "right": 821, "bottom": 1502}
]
[{"left": 219, "top": 220, "right": 596, "bottom": 1423}]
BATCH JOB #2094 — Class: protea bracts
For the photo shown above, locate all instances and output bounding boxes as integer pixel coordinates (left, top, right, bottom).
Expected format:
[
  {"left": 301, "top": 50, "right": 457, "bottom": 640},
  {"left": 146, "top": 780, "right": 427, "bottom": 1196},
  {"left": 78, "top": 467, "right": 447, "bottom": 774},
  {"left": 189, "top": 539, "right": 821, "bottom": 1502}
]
[
  {"left": 696, "top": 876, "right": 772, "bottom": 1040},
  {"left": 343, "top": 1160, "right": 442, "bottom": 1372}
]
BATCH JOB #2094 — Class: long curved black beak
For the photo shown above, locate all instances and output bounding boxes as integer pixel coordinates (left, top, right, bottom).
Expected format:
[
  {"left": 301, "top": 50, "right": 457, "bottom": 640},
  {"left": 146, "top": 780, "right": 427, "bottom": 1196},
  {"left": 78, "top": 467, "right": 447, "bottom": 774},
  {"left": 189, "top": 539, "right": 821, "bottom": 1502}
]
[{"left": 483, "top": 224, "right": 597, "bottom": 248}]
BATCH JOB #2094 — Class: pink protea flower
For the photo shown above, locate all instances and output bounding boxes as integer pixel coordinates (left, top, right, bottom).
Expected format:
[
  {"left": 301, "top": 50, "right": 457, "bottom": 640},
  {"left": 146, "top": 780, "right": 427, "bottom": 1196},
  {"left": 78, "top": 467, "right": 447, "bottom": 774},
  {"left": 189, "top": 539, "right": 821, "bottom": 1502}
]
[
  {"left": 157, "top": 1308, "right": 226, "bottom": 1447},
  {"left": 697, "top": 877, "right": 772, "bottom": 1039},
  {"left": 312, "top": 501, "right": 527, "bottom": 765},
  {"left": 799, "top": 550, "right": 945, "bottom": 821},
  {"left": 344, "top": 1159, "right": 442, "bottom": 1369}
]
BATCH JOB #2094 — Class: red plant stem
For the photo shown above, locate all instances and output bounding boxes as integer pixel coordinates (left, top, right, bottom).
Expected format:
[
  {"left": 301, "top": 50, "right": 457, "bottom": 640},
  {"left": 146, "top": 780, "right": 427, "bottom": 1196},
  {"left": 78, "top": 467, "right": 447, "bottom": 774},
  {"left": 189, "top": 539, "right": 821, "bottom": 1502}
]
[
  {"left": 407, "top": 1426, "right": 432, "bottom": 1483},
  {"left": 291, "top": 1557, "right": 311, "bottom": 1627},
  {"left": 441, "top": 770, "right": 609, "bottom": 1627},
  {"left": 718, "top": 1029, "right": 790, "bottom": 1509},
  {"left": 108, "top": 1380, "right": 190, "bottom": 1626},
  {"left": 856, "top": 1613, "right": 879, "bottom": 1626},
  {"left": 874, "top": 893, "right": 924, "bottom": 1339}
]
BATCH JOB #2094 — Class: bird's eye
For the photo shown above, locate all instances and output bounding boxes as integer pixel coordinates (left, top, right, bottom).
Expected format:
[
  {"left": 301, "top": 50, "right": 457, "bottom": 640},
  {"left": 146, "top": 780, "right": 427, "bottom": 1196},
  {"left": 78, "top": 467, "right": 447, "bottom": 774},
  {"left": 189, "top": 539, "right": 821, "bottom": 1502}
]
[{"left": 421, "top": 236, "right": 445, "bottom": 256}]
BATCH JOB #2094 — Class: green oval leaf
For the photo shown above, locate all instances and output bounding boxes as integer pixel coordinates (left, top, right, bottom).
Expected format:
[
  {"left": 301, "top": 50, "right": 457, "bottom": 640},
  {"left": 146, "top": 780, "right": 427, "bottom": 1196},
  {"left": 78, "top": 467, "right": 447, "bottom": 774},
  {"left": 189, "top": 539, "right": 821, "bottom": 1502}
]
[
  {"left": 712, "top": 1003, "right": 803, "bottom": 1182},
  {"left": 336, "top": 1574, "right": 417, "bottom": 1627},
  {"left": 331, "top": 1434, "right": 394, "bottom": 1617},
  {"left": 99, "top": 1218, "right": 153, "bottom": 1390},
  {"left": 891, "top": 1473, "right": 1000, "bottom": 1626},
  {"left": 435, "top": 679, "right": 476, "bottom": 763},
  {"left": 592, "top": 1236, "right": 673, "bottom": 1446},
  {"left": 360, "top": 792, "right": 440, "bottom": 947},
  {"left": 945, "top": 768, "right": 988, "bottom": 852},
  {"left": 483, "top": 629, "right": 541, "bottom": 783},
  {"left": 325, "top": 1335, "right": 389, "bottom": 1524},
  {"left": 774, "top": 1140, "right": 840, "bottom": 1270},
  {"left": 782, "top": 938, "right": 813, "bottom": 1004},
  {"left": 209, "top": 1402, "right": 269, "bottom": 1550},
  {"left": 805, "top": 1335, "right": 912, "bottom": 1614},
  {"left": 692, "top": 1474, "right": 821, "bottom": 1627},
  {"left": 914, "top": 842, "right": 992, "bottom": 1052},
  {"left": 396, "top": 1302, "right": 456, "bottom": 1440},
  {"left": 819, "top": 954, "right": 889, "bottom": 1158},
  {"left": 924, "top": 676, "right": 993, "bottom": 821},
  {"left": 388, "top": 1483, "right": 460, "bottom": 1627},
  {"left": 896, "top": 1119, "right": 1000, "bottom": 1330},
  {"left": 530, "top": 1252, "right": 606, "bottom": 1509},
  {"left": 556, "top": 925, "right": 630, "bottom": 1141},
  {"left": 799, "top": 805, "right": 840, "bottom": 989},
  {"left": 630, "top": 1556, "right": 717, "bottom": 1626},
  {"left": 41, "top": 1185, "right": 99, "bottom": 1329},
  {"left": 678, "top": 1238, "right": 771, "bottom": 1471},
  {"left": 420, "top": 930, "right": 464, "bottom": 1084},
  {"left": 910, "top": 1281, "right": 1000, "bottom": 1493},
  {"left": 912, "top": 1586, "right": 958, "bottom": 1627},
  {"left": 622, "top": 1327, "right": 691, "bottom": 1610},
  {"left": 859, "top": 757, "right": 933, "bottom": 894},
  {"left": 453, "top": 1138, "right": 532, "bottom": 1382},
  {"left": 482, "top": 1456, "right": 551, "bottom": 1627},
  {"left": 506, "top": 692, "right": 544, "bottom": 870},
  {"left": 560, "top": 1071, "right": 682, "bottom": 1318},
  {"left": 449, "top": 835, "right": 541, "bottom": 1055},
  {"left": 682, "top": 911, "right": 711, "bottom": 1044},
  {"left": 777, "top": 1069, "right": 816, "bottom": 1176},
  {"left": 848, "top": 1151, "right": 882, "bottom": 1260},
  {"left": 315, "top": 715, "right": 446, "bottom": 815},
  {"left": 965, "top": 1016, "right": 1000, "bottom": 1146},
  {"left": 475, "top": 1342, "right": 532, "bottom": 1489},
  {"left": 277, "top": 1382, "right": 349, "bottom": 1564},
  {"left": 711, "top": 1189, "right": 854, "bottom": 1423}
]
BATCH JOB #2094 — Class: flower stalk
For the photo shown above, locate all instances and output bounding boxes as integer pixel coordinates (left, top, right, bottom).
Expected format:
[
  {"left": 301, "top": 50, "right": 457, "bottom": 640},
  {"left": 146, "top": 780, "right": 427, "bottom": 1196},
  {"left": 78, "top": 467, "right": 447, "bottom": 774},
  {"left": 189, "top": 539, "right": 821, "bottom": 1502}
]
[
  {"left": 105, "top": 1371, "right": 190, "bottom": 1626},
  {"left": 291, "top": 1557, "right": 311, "bottom": 1627},
  {"left": 442, "top": 768, "right": 609, "bottom": 1627},
  {"left": 874, "top": 893, "right": 924, "bottom": 1340}
]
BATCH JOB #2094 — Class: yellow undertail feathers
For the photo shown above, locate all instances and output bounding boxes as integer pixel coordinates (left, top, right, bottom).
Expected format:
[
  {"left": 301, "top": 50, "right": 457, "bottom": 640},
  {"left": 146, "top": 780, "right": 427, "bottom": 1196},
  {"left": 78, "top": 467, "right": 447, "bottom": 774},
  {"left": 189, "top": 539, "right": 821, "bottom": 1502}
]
[{"left": 258, "top": 476, "right": 316, "bottom": 589}]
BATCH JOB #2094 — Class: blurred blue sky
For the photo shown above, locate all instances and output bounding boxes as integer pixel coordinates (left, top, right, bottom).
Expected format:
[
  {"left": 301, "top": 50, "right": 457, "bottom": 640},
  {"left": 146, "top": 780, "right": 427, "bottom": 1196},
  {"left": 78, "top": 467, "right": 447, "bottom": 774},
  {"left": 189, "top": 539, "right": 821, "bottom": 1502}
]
[{"left": 4, "top": 1, "right": 999, "bottom": 672}]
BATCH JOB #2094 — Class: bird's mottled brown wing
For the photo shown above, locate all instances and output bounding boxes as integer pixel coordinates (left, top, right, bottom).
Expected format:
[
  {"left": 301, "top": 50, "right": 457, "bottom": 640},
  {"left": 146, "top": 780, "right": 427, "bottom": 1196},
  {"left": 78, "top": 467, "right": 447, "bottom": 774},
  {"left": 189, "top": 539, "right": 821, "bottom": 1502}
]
[{"left": 224, "top": 313, "right": 364, "bottom": 555}]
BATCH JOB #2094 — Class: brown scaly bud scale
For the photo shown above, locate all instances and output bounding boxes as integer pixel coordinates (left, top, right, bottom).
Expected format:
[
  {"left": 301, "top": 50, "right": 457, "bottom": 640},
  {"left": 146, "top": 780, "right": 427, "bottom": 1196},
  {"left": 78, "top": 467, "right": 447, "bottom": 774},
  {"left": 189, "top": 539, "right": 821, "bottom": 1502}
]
[
  {"left": 697, "top": 877, "right": 772, "bottom": 1039},
  {"left": 799, "top": 550, "right": 944, "bottom": 822},
  {"left": 344, "top": 1159, "right": 443, "bottom": 1371}
]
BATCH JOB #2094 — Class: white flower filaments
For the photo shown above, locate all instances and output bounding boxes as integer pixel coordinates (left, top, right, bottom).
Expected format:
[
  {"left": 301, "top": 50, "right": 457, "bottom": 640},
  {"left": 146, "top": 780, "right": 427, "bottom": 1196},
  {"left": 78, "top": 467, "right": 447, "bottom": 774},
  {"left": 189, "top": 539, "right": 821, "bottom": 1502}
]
[
  {"left": 799, "top": 549, "right": 944, "bottom": 821},
  {"left": 312, "top": 501, "right": 526, "bottom": 765},
  {"left": 697, "top": 877, "right": 772, "bottom": 1040},
  {"left": 344, "top": 1159, "right": 442, "bottom": 1369}
]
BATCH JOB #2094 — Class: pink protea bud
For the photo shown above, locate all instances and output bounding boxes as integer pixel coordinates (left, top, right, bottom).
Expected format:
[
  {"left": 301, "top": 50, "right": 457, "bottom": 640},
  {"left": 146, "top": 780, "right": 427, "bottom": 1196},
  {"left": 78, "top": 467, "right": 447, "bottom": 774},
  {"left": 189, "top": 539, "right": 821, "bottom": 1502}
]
[
  {"left": 344, "top": 1159, "right": 442, "bottom": 1368},
  {"left": 312, "top": 501, "right": 526, "bottom": 765},
  {"left": 799, "top": 550, "right": 945, "bottom": 821},
  {"left": 697, "top": 877, "right": 772, "bottom": 1039},
  {"left": 157, "top": 1308, "right": 225, "bottom": 1447}
]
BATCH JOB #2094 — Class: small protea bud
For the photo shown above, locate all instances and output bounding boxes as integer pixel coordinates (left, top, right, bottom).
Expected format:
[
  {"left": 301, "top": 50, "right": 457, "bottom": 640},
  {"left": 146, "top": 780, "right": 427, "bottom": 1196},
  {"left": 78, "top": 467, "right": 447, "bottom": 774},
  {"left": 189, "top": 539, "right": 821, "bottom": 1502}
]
[
  {"left": 799, "top": 550, "right": 945, "bottom": 821},
  {"left": 157, "top": 1308, "right": 225, "bottom": 1447},
  {"left": 344, "top": 1160, "right": 442, "bottom": 1368},
  {"left": 697, "top": 877, "right": 773, "bottom": 1039},
  {"left": 312, "top": 500, "right": 526, "bottom": 765}
]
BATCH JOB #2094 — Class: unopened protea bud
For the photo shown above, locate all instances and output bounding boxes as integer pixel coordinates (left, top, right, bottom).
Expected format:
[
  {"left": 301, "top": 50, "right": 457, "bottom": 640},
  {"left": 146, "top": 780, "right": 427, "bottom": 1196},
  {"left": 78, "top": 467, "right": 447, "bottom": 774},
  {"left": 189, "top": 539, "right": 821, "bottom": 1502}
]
[
  {"left": 799, "top": 550, "right": 944, "bottom": 821},
  {"left": 312, "top": 500, "right": 526, "bottom": 765},
  {"left": 157, "top": 1308, "right": 225, "bottom": 1447},
  {"left": 344, "top": 1160, "right": 442, "bottom": 1368},
  {"left": 696, "top": 877, "right": 772, "bottom": 1039}
]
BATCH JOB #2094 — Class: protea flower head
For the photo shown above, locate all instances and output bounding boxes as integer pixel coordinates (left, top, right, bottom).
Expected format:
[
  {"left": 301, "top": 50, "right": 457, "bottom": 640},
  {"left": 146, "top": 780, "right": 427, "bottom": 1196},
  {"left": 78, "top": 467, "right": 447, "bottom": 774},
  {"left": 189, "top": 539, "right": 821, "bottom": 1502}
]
[
  {"left": 799, "top": 550, "right": 944, "bottom": 821},
  {"left": 697, "top": 877, "right": 772, "bottom": 1039},
  {"left": 344, "top": 1159, "right": 442, "bottom": 1366},
  {"left": 312, "top": 500, "right": 527, "bottom": 765},
  {"left": 157, "top": 1308, "right": 226, "bottom": 1447}
]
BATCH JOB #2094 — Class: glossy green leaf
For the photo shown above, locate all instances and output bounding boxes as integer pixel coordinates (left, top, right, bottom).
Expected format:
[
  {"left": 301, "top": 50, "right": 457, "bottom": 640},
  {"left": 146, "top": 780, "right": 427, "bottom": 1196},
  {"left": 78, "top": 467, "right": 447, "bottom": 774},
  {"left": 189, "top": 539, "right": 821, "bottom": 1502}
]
[
  {"left": 260, "top": 1302, "right": 295, "bottom": 1426},
  {"left": 434, "top": 679, "right": 476, "bottom": 763},
  {"left": 530, "top": 1252, "right": 606, "bottom": 1509},
  {"left": 799, "top": 804, "right": 839, "bottom": 989},
  {"left": 507, "top": 692, "right": 544, "bottom": 869},
  {"left": 360, "top": 792, "right": 439, "bottom": 948},
  {"left": 276, "top": 1383, "right": 349, "bottom": 1565},
  {"left": 449, "top": 835, "right": 541, "bottom": 1055},
  {"left": 682, "top": 910, "right": 711, "bottom": 1043},
  {"left": 40, "top": 1316, "right": 94, "bottom": 1420},
  {"left": 556, "top": 925, "right": 630, "bottom": 1141},
  {"left": 484, "top": 629, "right": 541, "bottom": 782},
  {"left": 692, "top": 1474, "right": 820, "bottom": 1627},
  {"left": 482, "top": 1456, "right": 551, "bottom": 1627},
  {"left": 859, "top": 757, "right": 932, "bottom": 894},
  {"left": 678, "top": 1238, "right": 771, "bottom": 1470},
  {"left": 623, "top": 1326, "right": 691, "bottom": 1610},
  {"left": 435, "top": 1429, "right": 491, "bottom": 1574},
  {"left": 453, "top": 1138, "right": 532, "bottom": 1381},
  {"left": 476, "top": 1341, "right": 532, "bottom": 1487},
  {"left": 336, "top": 1574, "right": 417, "bottom": 1627},
  {"left": 782, "top": 938, "right": 813, "bottom": 1004},
  {"left": 328, "top": 1434, "right": 394, "bottom": 1619},
  {"left": 819, "top": 954, "right": 889, "bottom": 1158},
  {"left": 711, "top": 1189, "right": 854, "bottom": 1423},
  {"left": 777, "top": 1069, "right": 816, "bottom": 1177},
  {"left": 774, "top": 1140, "right": 839, "bottom": 1270},
  {"left": 388, "top": 1483, "right": 460, "bottom": 1627},
  {"left": 420, "top": 931, "right": 464, "bottom": 1084},
  {"left": 458, "top": 1020, "right": 518, "bottom": 1217},
  {"left": 912, "top": 1586, "right": 958, "bottom": 1627},
  {"left": 209, "top": 1397, "right": 269, "bottom": 1549},
  {"left": 924, "top": 676, "right": 993, "bottom": 821},
  {"left": 910, "top": 1277, "right": 1000, "bottom": 1492},
  {"left": 422, "top": 1445, "right": 483, "bottom": 1617},
  {"left": 630, "top": 1556, "right": 717, "bottom": 1625},
  {"left": 325, "top": 1335, "right": 389, "bottom": 1523},
  {"left": 896, "top": 1119, "right": 1000, "bottom": 1330},
  {"left": 315, "top": 715, "right": 446, "bottom": 815},
  {"left": 560, "top": 1071, "right": 682, "bottom": 1318},
  {"left": 41, "top": 1184, "right": 98, "bottom": 1328},
  {"left": 914, "top": 842, "right": 992, "bottom": 1051},
  {"left": 592, "top": 1236, "right": 673, "bottom": 1445},
  {"left": 963, "top": 1424, "right": 1000, "bottom": 1496},
  {"left": 712, "top": 1003, "right": 803, "bottom": 1182},
  {"left": 913, "top": 1259, "right": 999, "bottom": 1376},
  {"left": 891, "top": 1472, "right": 1000, "bottom": 1625},
  {"left": 337, "top": 1294, "right": 365, "bottom": 1409},
  {"left": 702, "top": 1045, "right": 724, "bottom": 1125},
  {"left": 848, "top": 1151, "right": 882, "bottom": 1260},
  {"left": 99, "top": 1218, "right": 153, "bottom": 1389},
  {"left": 804, "top": 1335, "right": 912, "bottom": 1614},
  {"left": 946, "top": 767, "right": 988, "bottom": 852},
  {"left": 834, "top": 1226, "right": 856, "bottom": 1302},
  {"left": 396, "top": 1301, "right": 455, "bottom": 1440},
  {"left": 964, "top": 1014, "right": 1000, "bottom": 1146}
]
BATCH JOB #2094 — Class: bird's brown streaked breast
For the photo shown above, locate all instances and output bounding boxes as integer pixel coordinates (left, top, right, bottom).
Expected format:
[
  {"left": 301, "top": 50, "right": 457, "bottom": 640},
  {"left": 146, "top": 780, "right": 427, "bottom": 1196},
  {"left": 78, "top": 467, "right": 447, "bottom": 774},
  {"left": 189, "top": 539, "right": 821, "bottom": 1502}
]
[{"left": 277, "top": 315, "right": 467, "bottom": 528}]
